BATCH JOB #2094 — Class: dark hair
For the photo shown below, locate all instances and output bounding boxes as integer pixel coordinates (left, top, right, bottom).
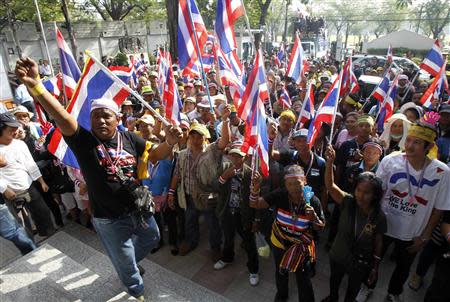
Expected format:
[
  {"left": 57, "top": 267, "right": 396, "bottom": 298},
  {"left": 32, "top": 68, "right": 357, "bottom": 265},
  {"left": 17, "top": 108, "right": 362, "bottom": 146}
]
[
  {"left": 354, "top": 172, "right": 383, "bottom": 211},
  {"left": 0, "top": 124, "right": 6, "bottom": 137}
]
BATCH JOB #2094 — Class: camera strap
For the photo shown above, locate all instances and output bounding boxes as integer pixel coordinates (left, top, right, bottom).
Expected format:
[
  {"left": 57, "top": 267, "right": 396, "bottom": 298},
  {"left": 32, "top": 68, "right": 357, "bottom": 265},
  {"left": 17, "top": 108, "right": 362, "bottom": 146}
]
[{"left": 98, "top": 132, "right": 126, "bottom": 181}]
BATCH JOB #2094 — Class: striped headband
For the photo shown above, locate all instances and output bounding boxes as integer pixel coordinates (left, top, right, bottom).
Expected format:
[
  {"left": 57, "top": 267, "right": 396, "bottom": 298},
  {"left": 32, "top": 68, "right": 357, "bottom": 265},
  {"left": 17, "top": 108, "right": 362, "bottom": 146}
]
[
  {"left": 284, "top": 173, "right": 305, "bottom": 179},
  {"left": 362, "top": 142, "right": 383, "bottom": 154}
]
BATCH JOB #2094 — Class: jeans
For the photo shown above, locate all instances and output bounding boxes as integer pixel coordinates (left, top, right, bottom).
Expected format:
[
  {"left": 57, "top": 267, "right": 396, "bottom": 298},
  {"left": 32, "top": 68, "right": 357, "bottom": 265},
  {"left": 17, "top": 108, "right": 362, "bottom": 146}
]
[
  {"left": 383, "top": 235, "right": 418, "bottom": 295},
  {"left": 0, "top": 203, "right": 37, "bottom": 255},
  {"left": 220, "top": 208, "right": 259, "bottom": 274},
  {"left": 272, "top": 244, "right": 315, "bottom": 302},
  {"left": 424, "top": 253, "right": 450, "bottom": 302},
  {"left": 92, "top": 213, "right": 160, "bottom": 297},
  {"left": 328, "top": 257, "right": 369, "bottom": 302},
  {"left": 184, "top": 195, "right": 222, "bottom": 251},
  {"left": 415, "top": 240, "right": 444, "bottom": 277}
]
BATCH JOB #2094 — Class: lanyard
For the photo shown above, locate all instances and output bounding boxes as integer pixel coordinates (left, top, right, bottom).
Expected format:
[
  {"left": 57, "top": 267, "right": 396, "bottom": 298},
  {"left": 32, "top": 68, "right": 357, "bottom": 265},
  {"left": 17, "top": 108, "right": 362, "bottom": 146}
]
[
  {"left": 299, "top": 152, "right": 314, "bottom": 177},
  {"left": 405, "top": 158, "right": 427, "bottom": 205},
  {"left": 354, "top": 207, "right": 372, "bottom": 242},
  {"left": 98, "top": 132, "right": 123, "bottom": 174}
]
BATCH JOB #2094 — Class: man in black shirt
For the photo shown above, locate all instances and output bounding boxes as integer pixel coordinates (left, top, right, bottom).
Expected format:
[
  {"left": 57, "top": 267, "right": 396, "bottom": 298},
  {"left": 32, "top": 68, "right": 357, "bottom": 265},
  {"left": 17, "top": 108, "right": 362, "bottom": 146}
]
[{"left": 15, "top": 57, "right": 182, "bottom": 301}]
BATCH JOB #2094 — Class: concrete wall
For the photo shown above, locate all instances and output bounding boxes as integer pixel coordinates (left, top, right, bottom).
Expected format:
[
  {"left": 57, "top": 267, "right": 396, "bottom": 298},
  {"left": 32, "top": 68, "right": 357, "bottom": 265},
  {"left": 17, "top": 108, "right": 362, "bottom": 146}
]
[{"left": 0, "top": 20, "right": 169, "bottom": 71}]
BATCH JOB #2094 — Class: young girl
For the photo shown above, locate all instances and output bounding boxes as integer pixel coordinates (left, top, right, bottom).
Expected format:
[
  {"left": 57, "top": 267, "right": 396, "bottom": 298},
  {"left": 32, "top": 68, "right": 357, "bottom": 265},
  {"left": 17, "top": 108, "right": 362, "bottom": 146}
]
[{"left": 322, "top": 145, "right": 386, "bottom": 302}]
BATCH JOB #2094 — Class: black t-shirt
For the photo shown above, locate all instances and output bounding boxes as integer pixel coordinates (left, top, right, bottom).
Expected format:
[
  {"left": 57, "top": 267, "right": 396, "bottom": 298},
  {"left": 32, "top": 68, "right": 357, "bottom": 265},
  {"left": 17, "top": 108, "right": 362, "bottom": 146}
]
[
  {"left": 330, "top": 194, "right": 387, "bottom": 266},
  {"left": 64, "top": 126, "right": 146, "bottom": 218},
  {"left": 278, "top": 151, "right": 326, "bottom": 199},
  {"left": 263, "top": 188, "right": 324, "bottom": 238},
  {"left": 336, "top": 138, "right": 371, "bottom": 174}
]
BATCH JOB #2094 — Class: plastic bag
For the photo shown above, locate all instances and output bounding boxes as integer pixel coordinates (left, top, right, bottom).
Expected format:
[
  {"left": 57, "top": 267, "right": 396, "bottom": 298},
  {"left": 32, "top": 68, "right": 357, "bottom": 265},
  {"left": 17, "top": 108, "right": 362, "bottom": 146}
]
[{"left": 255, "top": 232, "right": 270, "bottom": 258}]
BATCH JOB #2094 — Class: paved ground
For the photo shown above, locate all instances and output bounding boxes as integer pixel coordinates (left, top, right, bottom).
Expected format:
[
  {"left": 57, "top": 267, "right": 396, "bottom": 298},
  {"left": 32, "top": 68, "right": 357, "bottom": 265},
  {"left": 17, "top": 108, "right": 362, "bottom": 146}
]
[
  {"left": 1, "top": 213, "right": 431, "bottom": 302},
  {"left": 147, "top": 213, "right": 430, "bottom": 302}
]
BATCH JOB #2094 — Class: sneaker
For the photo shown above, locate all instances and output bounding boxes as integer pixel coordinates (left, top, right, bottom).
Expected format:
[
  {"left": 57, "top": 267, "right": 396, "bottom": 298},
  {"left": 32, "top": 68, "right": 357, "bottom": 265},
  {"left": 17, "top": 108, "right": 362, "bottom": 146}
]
[
  {"left": 213, "top": 260, "right": 231, "bottom": 270},
  {"left": 249, "top": 273, "right": 259, "bottom": 286},
  {"left": 355, "top": 284, "right": 373, "bottom": 302},
  {"left": 408, "top": 273, "right": 423, "bottom": 291},
  {"left": 385, "top": 294, "right": 401, "bottom": 302}
]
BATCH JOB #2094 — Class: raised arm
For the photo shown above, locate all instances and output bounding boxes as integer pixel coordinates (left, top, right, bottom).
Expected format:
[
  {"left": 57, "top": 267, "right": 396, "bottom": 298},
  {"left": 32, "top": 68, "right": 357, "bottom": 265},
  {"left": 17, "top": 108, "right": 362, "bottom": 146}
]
[
  {"left": 15, "top": 57, "right": 78, "bottom": 136},
  {"left": 268, "top": 123, "right": 281, "bottom": 161},
  {"left": 324, "top": 145, "right": 346, "bottom": 204},
  {"left": 217, "top": 105, "right": 231, "bottom": 150}
]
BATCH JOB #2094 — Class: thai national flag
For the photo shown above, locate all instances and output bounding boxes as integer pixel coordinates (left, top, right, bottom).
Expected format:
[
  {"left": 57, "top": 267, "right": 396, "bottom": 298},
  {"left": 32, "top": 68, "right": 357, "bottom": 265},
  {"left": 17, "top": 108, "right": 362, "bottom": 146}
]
[
  {"left": 47, "top": 57, "right": 133, "bottom": 168},
  {"left": 42, "top": 73, "right": 63, "bottom": 99},
  {"left": 238, "top": 49, "right": 269, "bottom": 177},
  {"left": 160, "top": 52, "right": 183, "bottom": 125},
  {"left": 387, "top": 44, "right": 393, "bottom": 64},
  {"left": 308, "top": 74, "right": 341, "bottom": 147},
  {"left": 377, "top": 75, "right": 398, "bottom": 131},
  {"left": 286, "top": 32, "right": 306, "bottom": 85},
  {"left": 157, "top": 49, "right": 170, "bottom": 96},
  {"left": 278, "top": 87, "right": 291, "bottom": 108},
  {"left": 275, "top": 44, "right": 285, "bottom": 67},
  {"left": 372, "top": 74, "right": 391, "bottom": 102},
  {"left": 420, "top": 40, "right": 444, "bottom": 77},
  {"left": 215, "top": 0, "right": 244, "bottom": 54},
  {"left": 56, "top": 26, "right": 81, "bottom": 100},
  {"left": 420, "top": 62, "right": 449, "bottom": 108},
  {"left": 178, "top": 0, "right": 208, "bottom": 75},
  {"left": 201, "top": 53, "right": 215, "bottom": 73},
  {"left": 340, "top": 58, "right": 359, "bottom": 96},
  {"left": 216, "top": 44, "right": 244, "bottom": 107},
  {"left": 298, "top": 82, "right": 315, "bottom": 127}
]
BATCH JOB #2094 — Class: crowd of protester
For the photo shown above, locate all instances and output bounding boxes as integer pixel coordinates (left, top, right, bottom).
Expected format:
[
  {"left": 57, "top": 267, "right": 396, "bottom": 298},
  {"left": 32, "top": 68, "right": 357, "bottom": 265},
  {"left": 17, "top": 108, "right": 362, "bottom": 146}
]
[{"left": 1, "top": 49, "right": 449, "bottom": 302}]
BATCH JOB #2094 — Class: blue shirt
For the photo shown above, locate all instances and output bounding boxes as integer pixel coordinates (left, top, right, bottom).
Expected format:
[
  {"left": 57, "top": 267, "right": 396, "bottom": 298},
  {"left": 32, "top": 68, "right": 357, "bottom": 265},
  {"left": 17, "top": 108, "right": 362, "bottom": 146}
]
[{"left": 142, "top": 159, "right": 173, "bottom": 196}]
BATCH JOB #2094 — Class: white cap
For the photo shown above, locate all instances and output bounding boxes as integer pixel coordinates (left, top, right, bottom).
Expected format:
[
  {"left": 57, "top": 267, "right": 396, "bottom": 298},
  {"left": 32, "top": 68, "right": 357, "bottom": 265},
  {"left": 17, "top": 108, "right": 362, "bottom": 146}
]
[{"left": 90, "top": 98, "right": 120, "bottom": 115}]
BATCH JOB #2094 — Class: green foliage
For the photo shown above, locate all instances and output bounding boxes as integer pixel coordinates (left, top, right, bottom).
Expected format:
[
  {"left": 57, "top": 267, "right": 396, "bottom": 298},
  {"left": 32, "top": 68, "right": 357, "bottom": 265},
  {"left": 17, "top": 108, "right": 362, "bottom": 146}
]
[
  {"left": 114, "top": 51, "right": 129, "bottom": 66},
  {"left": 0, "top": 0, "right": 64, "bottom": 25}
]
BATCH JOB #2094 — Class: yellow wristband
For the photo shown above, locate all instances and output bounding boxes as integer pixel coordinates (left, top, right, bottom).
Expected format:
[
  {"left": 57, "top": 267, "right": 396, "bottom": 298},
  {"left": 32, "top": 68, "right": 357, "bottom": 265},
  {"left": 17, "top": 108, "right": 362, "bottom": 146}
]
[{"left": 29, "top": 82, "right": 46, "bottom": 98}]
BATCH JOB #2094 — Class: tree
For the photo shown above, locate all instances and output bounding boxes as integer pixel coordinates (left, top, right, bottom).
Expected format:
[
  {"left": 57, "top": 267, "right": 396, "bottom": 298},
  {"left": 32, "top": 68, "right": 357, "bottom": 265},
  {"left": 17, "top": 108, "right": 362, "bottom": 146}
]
[
  {"left": 372, "top": 0, "right": 406, "bottom": 38},
  {"left": 420, "top": 0, "right": 450, "bottom": 39},
  {"left": 165, "top": 0, "right": 177, "bottom": 61},
  {"left": 86, "top": 0, "right": 153, "bottom": 21}
]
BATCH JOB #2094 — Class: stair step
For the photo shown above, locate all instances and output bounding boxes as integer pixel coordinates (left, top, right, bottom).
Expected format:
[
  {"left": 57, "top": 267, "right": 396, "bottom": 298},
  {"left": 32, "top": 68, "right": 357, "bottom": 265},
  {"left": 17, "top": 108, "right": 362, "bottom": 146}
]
[
  {"left": 0, "top": 243, "right": 136, "bottom": 301},
  {"left": 44, "top": 230, "right": 231, "bottom": 302}
]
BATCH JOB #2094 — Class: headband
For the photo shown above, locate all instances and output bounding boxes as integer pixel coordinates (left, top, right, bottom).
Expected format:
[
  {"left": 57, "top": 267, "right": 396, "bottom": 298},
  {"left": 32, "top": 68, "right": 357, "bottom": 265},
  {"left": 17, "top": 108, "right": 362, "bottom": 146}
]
[
  {"left": 284, "top": 173, "right": 305, "bottom": 179},
  {"left": 362, "top": 142, "right": 383, "bottom": 154},
  {"left": 407, "top": 124, "right": 436, "bottom": 143},
  {"left": 91, "top": 98, "right": 120, "bottom": 115},
  {"left": 357, "top": 115, "right": 375, "bottom": 126}
]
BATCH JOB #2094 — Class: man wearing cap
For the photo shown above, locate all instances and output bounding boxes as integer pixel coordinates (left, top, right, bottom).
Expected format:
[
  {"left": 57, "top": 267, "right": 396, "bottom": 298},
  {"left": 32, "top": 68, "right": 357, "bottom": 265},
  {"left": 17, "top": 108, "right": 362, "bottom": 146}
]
[
  {"left": 270, "top": 128, "right": 328, "bottom": 214},
  {"left": 167, "top": 106, "right": 231, "bottom": 257},
  {"left": 211, "top": 140, "right": 260, "bottom": 286},
  {"left": 184, "top": 82, "right": 194, "bottom": 98},
  {"left": 15, "top": 57, "right": 182, "bottom": 300},
  {"left": 141, "top": 85, "right": 155, "bottom": 103},
  {"left": 216, "top": 105, "right": 244, "bottom": 141},
  {"left": 0, "top": 112, "right": 55, "bottom": 237},
  {"left": 373, "top": 117, "right": 450, "bottom": 302},
  {"left": 195, "top": 98, "right": 218, "bottom": 142},
  {"left": 11, "top": 105, "right": 42, "bottom": 141},
  {"left": 397, "top": 74, "right": 414, "bottom": 106},
  {"left": 208, "top": 82, "right": 219, "bottom": 96},
  {"left": 183, "top": 97, "right": 197, "bottom": 117}
]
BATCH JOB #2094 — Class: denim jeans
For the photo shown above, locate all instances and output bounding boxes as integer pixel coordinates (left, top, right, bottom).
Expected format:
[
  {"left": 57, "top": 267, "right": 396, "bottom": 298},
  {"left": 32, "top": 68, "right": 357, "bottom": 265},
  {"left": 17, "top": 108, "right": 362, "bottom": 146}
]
[
  {"left": 92, "top": 213, "right": 160, "bottom": 297},
  {"left": 0, "top": 203, "right": 37, "bottom": 255},
  {"left": 184, "top": 195, "right": 222, "bottom": 251}
]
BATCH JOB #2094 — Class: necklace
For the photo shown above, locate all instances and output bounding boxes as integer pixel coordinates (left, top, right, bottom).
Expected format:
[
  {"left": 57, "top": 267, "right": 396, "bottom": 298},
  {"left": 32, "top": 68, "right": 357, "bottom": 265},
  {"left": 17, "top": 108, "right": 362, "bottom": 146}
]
[{"left": 405, "top": 157, "right": 428, "bottom": 205}]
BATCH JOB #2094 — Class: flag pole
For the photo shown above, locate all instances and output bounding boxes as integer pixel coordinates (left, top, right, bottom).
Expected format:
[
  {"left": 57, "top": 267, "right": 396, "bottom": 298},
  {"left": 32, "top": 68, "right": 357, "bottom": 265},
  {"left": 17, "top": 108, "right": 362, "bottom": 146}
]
[
  {"left": 240, "top": 0, "right": 274, "bottom": 119},
  {"left": 185, "top": 0, "right": 214, "bottom": 113},
  {"left": 85, "top": 51, "right": 171, "bottom": 127},
  {"left": 328, "top": 68, "right": 344, "bottom": 144},
  {"left": 360, "top": 62, "right": 394, "bottom": 111},
  {"left": 54, "top": 23, "right": 69, "bottom": 106},
  {"left": 398, "top": 68, "right": 420, "bottom": 104},
  {"left": 294, "top": 81, "right": 311, "bottom": 130},
  {"left": 33, "top": 0, "right": 54, "bottom": 77}
]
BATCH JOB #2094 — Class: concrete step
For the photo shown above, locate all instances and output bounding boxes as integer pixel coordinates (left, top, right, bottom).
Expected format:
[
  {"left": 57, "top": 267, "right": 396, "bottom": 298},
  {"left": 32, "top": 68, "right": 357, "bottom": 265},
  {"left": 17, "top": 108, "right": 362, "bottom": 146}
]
[
  {"left": 43, "top": 229, "right": 231, "bottom": 302},
  {"left": 0, "top": 242, "right": 137, "bottom": 301}
]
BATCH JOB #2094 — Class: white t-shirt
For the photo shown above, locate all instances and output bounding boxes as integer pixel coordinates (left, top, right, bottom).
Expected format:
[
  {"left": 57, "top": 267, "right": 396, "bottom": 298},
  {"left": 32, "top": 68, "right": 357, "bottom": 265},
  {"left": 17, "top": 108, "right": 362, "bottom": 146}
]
[{"left": 376, "top": 153, "right": 450, "bottom": 240}]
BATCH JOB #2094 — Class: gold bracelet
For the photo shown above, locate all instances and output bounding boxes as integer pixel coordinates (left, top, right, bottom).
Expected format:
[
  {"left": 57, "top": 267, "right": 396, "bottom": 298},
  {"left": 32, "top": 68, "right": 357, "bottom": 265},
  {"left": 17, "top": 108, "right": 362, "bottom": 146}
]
[{"left": 28, "top": 82, "right": 46, "bottom": 98}]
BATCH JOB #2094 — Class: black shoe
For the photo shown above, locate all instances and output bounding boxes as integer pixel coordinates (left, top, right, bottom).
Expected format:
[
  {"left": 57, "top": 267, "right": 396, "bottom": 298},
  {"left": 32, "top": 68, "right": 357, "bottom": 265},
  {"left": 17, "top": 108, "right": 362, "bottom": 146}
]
[{"left": 138, "top": 264, "right": 145, "bottom": 276}]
